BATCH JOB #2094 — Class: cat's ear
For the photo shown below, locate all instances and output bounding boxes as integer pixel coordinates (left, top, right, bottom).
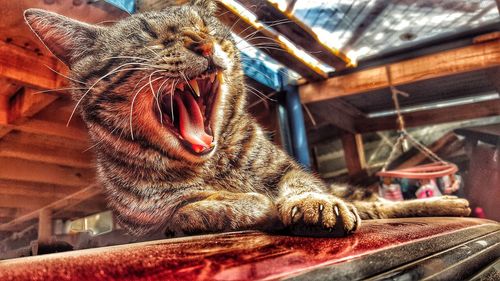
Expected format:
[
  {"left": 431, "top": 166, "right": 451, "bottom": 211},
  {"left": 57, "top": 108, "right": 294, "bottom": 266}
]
[
  {"left": 24, "top": 8, "right": 100, "bottom": 67},
  {"left": 190, "top": 0, "right": 217, "bottom": 15}
]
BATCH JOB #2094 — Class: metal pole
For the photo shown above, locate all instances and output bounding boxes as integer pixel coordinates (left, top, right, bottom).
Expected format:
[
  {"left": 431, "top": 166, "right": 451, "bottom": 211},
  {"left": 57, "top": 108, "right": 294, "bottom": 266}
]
[
  {"left": 276, "top": 92, "right": 294, "bottom": 156},
  {"left": 284, "top": 84, "right": 311, "bottom": 168}
]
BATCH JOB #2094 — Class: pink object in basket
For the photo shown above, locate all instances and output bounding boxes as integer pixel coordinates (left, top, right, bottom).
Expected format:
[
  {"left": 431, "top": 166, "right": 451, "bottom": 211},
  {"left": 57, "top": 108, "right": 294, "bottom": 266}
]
[
  {"left": 380, "top": 183, "right": 404, "bottom": 201},
  {"left": 416, "top": 180, "right": 442, "bottom": 199}
]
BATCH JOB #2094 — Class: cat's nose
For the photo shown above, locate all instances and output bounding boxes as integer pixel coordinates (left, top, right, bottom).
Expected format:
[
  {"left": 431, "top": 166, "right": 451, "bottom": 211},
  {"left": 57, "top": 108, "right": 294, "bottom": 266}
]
[
  {"left": 184, "top": 30, "right": 214, "bottom": 58},
  {"left": 193, "top": 40, "right": 213, "bottom": 58}
]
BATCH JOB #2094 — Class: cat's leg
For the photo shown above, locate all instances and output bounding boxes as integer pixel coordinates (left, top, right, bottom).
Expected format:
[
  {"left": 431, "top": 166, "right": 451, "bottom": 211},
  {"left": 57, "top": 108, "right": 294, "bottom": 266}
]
[
  {"left": 275, "top": 169, "right": 361, "bottom": 236},
  {"left": 352, "top": 196, "right": 471, "bottom": 219},
  {"left": 166, "top": 191, "right": 280, "bottom": 236}
]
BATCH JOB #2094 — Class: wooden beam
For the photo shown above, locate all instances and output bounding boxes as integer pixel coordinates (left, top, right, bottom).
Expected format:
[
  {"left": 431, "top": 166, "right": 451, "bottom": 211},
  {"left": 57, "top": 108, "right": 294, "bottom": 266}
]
[
  {"left": 340, "top": 133, "right": 367, "bottom": 178},
  {"left": 38, "top": 209, "right": 52, "bottom": 242},
  {"left": 0, "top": 208, "right": 27, "bottom": 220},
  {"left": 357, "top": 99, "right": 500, "bottom": 133},
  {"left": 0, "top": 95, "right": 8, "bottom": 125},
  {"left": 0, "top": 86, "right": 71, "bottom": 140},
  {"left": 8, "top": 119, "right": 89, "bottom": 141},
  {"left": 0, "top": 179, "right": 83, "bottom": 199},
  {"left": 235, "top": 0, "right": 351, "bottom": 70},
  {"left": 0, "top": 41, "right": 67, "bottom": 90},
  {"left": 1, "top": 97, "right": 90, "bottom": 142},
  {"left": 299, "top": 40, "right": 500, "bottom": 103},
  {"left": 0, "top": 184, "right": 101, "bottom": 232},
  {"left": 216, "top": 2, "right": 326, "bottom": 81},
  {"left": 0, "top": 131, "right": 94, "bottom": 168},
  {"left": 0, "top": 126, "right": 11, "bottom": 139},
  {"left": 7, "top": 88, "right": 59, "bottom": 124},
  {"left": 0, "top": 78, "right": 21, "bottom": 97},
  {"left": 0, "top": 157, "right": 95, "bottom": 187},
  {"left": 307, "top": 99, "right": 365, "bottom": 133},
  {"left": 2, "top": 130, "right": 89, "bottom": 151},
  {"left": 0, "top": 194, "right": 101, "bottom": 212}
]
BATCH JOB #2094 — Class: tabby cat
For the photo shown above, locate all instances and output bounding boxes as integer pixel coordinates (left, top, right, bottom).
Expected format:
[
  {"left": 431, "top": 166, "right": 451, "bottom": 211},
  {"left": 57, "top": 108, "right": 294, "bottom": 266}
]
[{"left": 24, "top": 0, "right": 470, "bottom": 237}]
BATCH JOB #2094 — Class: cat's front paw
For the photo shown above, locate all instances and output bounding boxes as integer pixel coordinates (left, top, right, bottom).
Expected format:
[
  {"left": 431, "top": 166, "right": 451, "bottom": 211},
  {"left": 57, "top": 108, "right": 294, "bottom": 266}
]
[{"left": 277, "top": 192, "right": 360, "bottom": 237}]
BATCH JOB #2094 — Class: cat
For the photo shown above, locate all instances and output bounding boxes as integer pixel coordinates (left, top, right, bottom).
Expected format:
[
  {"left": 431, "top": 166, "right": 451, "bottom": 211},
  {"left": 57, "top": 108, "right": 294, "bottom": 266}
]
[{"left": 24, "top": 0, "right": 470, "bottom": 237}]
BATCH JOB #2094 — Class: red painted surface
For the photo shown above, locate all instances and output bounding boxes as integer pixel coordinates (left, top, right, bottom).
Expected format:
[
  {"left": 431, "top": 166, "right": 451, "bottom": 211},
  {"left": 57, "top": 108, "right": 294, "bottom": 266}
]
[{"left": 0, "top": 218, "right": 494, "bottom": 281}]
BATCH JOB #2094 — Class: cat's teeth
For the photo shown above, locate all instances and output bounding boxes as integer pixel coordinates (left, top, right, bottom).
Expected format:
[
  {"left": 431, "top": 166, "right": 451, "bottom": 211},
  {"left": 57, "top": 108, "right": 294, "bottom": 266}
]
[
  {"left": 189, "top": 80, "right": 200, "bottom": 97},
  {"left": 177, "top": 83, "right": 185, "bottom": 91},
  {"left": 209, "top": 73, "right": 216, "bottom": 83}
]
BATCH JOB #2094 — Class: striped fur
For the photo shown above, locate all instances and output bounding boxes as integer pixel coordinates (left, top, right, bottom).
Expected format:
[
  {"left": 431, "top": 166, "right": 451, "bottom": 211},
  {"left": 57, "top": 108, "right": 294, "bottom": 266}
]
[{"left": 25, "top": 1, "right": 470, "bottom": 237}]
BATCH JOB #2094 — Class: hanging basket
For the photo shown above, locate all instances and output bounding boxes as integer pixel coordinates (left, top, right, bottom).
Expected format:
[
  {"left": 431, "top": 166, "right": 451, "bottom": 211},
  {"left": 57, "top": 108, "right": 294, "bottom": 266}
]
[
  {"left": 377, "top": 162, "right": 458, "bottom": 180},
  {"left": 377, "top": 162, "right": 461, "bottom": 201},
  {"left": 376, "top": 73, "right": 462, "bottom": 201}
]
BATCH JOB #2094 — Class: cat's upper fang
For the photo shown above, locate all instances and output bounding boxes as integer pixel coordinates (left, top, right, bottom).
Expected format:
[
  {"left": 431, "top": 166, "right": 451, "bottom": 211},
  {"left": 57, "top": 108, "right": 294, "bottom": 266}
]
[{"left": 189, "top": 80, "right": 200, "bottom": 97}]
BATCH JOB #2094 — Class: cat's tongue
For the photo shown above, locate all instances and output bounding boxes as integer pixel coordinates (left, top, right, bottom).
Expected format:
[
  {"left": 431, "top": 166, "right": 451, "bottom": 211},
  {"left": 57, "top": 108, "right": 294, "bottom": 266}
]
[{"left": 174, "top": 94, "right": 213, "bottom": 153}]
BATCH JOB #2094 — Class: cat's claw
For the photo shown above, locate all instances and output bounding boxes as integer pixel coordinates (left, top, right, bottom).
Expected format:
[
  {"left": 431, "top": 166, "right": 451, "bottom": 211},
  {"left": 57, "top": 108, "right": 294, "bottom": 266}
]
[{"left": 278, "top": 192, "right": 361, "bottom": 237}]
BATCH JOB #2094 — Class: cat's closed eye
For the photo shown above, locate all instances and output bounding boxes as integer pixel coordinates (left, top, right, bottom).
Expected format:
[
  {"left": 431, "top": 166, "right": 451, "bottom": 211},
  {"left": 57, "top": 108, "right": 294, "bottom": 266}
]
[{"left": 162, "top": 38, "right": 176, "bottom": 47}]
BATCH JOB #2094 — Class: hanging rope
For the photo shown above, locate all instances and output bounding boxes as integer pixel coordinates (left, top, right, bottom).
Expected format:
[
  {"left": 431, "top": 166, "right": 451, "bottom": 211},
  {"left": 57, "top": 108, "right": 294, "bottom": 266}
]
[
  {"left": 381, "top": 65, "right": 447, "bottom": 171},
  {"left": 385, "top": 66, "right": 409, "bottom": 132}
]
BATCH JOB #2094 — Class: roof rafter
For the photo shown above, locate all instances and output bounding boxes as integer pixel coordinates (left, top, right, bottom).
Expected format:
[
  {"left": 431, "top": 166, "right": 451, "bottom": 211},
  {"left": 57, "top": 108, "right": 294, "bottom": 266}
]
[
  {"left": 235, "top": 0, "right": 351, "bottom": 70},
  {"left": 216, "top": 1, "right": 327, "bottom": 81},
  {"left": 299, "top": 40, "right": 500, "bottom": 103}
]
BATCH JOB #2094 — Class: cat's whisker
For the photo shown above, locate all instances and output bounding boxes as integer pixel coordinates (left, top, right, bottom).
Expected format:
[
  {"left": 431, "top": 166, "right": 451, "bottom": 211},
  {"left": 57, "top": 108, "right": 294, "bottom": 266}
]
[
  {"left": 67, "top": 67, "right": 150, "bottom": 126},
  {"left": 241, "top": 60, "right": 294, "bottom": 79},
  {"left": 233, "top": 18, "right": 292, "bottom": 43},
  {"left": 155, "top": 81, "right": 168, "bottom": 126},
  {"left": 169, "top": 81, "right": 177, "bottom": 122},
  {"left": 236, "top": 19, "right": 292, "bottom": 44},
  {"left": 223, "top": 17, "right": 242, "bottom": 41},
  {"left": 42, "top": 63, "right": 87, "bottom": 85},
  {"left": 33, "top": 87, "right": 89, "bottom": 95},
  {"left": 148, "top": 70, "right": 168, "bottom": 124},
  {"left": 103, "top": 56, "right": 150, "bottom": 61},
  {"left": 83, "top": 125, "right": 122, "bottom": 153},
  {"left": 248, "top": 92, "right": 277, "bottom": 109},
  {"left": 237, "top": 30, "right": 283, "bottom": 44},
  {"left": 129, "top": 76, "right": 163, "bottom": 140},
  {"left": 132, "top": 73, "right": 153, "bottom": 94},
  {"left": 102, "top": 59, "right": 169, "bottom": 71},
  {"left": 245, "top": 84, "right": 276, "bottom": 101},
  {"left": 145, "top": 46, "right": 162, "bottom": 60},
  {"left": 243, "top": 46, "right": 291, "bottom": 54},
  {"left": 67, "top": 64, "right": 152, "bottom": 126},
  {"left": 245, "top": 85, "right": 276, "bottom": 104},
  {"left": 180, "top": 71, "right": 195, "bottom": 94},
  {"left": 240, "top": 63, "right": 277, "bottom": 84},
  {"left": 245, "top": 87, "right": 269, "bottom": 106},
  {"left": 239, "top": 38, "right": 281, "bottom": 47}
]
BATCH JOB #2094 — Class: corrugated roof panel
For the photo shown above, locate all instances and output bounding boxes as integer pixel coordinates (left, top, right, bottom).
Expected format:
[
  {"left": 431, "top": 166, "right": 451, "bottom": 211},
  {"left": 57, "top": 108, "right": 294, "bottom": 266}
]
[{"left": 271, "top": 0, "right": 499, "bottom": 61}]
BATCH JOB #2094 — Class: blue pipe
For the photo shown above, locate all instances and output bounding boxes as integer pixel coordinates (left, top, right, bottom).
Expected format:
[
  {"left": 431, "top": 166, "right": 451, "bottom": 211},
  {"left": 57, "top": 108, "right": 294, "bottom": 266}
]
[
  {"left": 284, "top": 85, "right": 311, "bottom": 169},
  {"left": 105, "top": 0, "right": 135, "bottom": 14}
]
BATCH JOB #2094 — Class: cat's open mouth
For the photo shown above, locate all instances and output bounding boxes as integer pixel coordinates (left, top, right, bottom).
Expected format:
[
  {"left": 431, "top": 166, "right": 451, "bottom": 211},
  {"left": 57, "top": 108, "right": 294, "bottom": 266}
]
[{"left": 156, "top": 70, "right": 221, "bottom": 155}]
